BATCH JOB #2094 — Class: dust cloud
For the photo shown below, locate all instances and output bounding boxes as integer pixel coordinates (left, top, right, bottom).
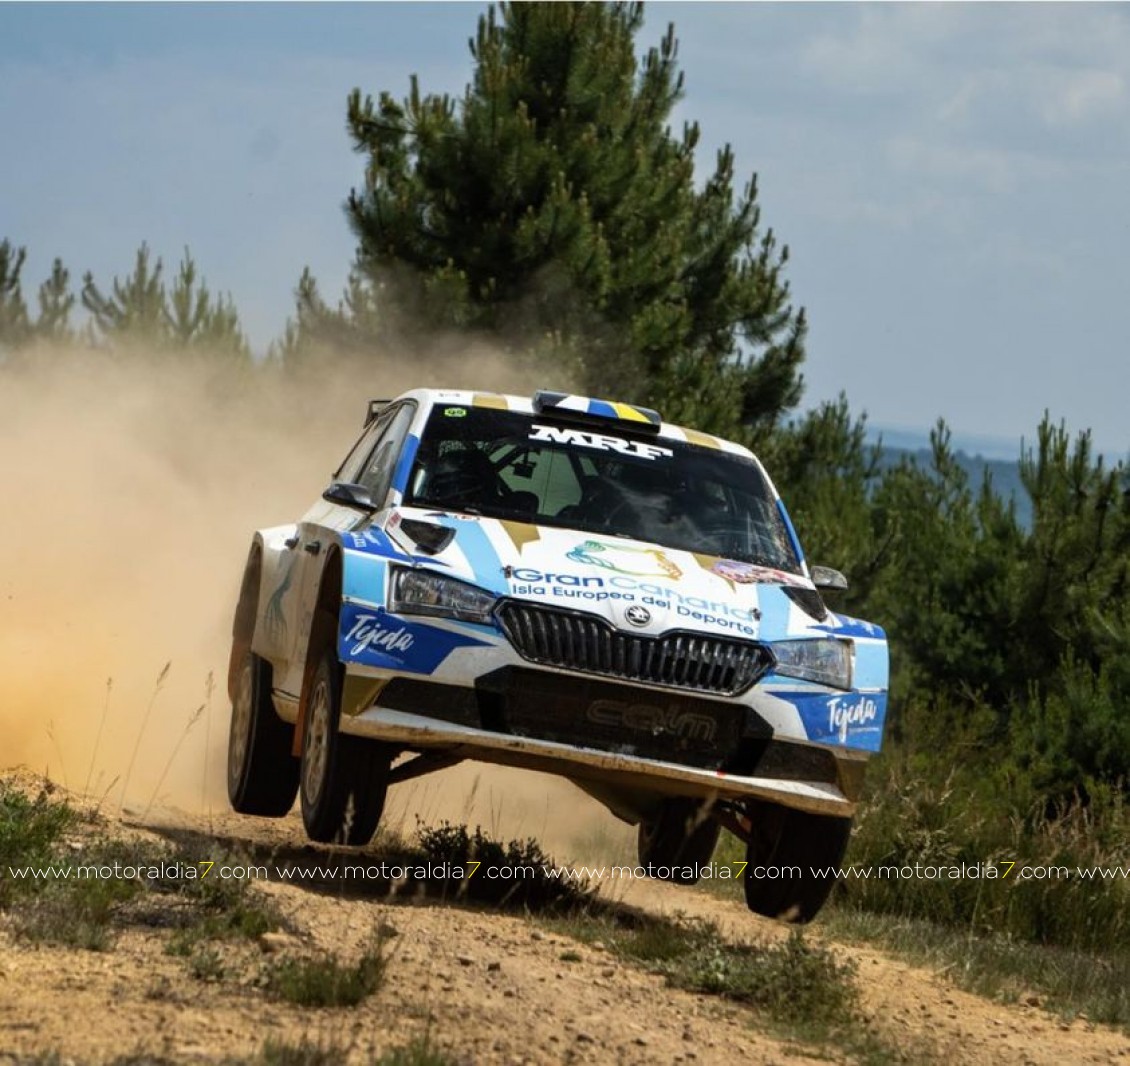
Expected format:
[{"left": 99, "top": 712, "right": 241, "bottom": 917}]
[{"left": 0, "top": 344, "right": 626, "bottom": 862}]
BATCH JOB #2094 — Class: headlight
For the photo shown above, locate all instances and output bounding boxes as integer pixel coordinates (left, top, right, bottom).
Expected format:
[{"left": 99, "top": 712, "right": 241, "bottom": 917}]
[
  {"left": 772, "top": 639, "right": 853, "bottom": 689},
  {"left": 390, "top": 567, "right": 497, "bottom": 624}
]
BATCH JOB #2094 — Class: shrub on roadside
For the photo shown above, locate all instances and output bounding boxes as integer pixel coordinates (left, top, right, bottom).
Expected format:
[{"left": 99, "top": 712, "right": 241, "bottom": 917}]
[
  {"left": 264, "top": 934, "right": 388, "bottom": 1008},
  {"left": 840, "top": 728, "right": 1130, "bottom": 954}
]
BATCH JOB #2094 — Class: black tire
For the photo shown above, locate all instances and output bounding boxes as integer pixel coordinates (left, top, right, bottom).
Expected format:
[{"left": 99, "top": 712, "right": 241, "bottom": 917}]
[
  {"left": 299, "top": 643, "right": 391, "bottom": 846},
  {"left": 637, "top": 799, "right": 722, "bottom": 884},
  {"left": 227, "top": 650, "right": 300, "bottom": 816},
  {"left": 742, "top": 800, "right": 852, "bottom": 923}
]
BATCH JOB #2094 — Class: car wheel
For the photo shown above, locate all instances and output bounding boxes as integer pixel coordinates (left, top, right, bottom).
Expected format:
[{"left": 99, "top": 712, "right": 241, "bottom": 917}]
[
  {"left": 227, "top": 650, "right": 299, "bottom": 816},
  {"left": 299, "top": 643, "right": 391, "bottom": 846},
  {"left": 742, "top": 799, "right": 852, "bottom": 923},
  {"left": 637, "top": 799, "right": 722, "bottom": 884}
]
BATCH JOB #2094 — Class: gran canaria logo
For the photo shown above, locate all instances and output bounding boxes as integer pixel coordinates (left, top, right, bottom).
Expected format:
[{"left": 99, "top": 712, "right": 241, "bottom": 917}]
[{"left": 566, "top": 539, "right": 683, "bottom": 580}]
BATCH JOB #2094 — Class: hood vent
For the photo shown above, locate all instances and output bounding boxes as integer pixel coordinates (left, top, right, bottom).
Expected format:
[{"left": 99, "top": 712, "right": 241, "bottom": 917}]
[
  {"left": 398, "top": 519, "right": 456, "bottom": 555},
  {"left": 781, "top": 584, "right": 829, "bottom": 622}
]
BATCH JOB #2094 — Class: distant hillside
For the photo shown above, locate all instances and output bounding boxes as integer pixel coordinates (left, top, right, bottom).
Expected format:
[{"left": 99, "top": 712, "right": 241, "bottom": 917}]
[
  {"left": 872, "top": 425, "right": 1027, "bottom": 463},
  {"left": 868, "top": 426, "right": 1031, "bottom": 527},
  {"left": 875, "top": 444, "right": 1032, "bottom": 528}
]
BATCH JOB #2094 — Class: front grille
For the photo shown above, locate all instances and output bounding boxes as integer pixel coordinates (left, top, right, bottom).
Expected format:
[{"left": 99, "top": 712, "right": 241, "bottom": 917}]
[{"left": 495, "top": 601, "right": 772, "bottom": 696}]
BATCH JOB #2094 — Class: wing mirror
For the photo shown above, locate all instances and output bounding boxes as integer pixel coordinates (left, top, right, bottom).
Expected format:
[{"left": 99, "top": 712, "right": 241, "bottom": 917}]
[
  {"left": 323, "top": 481, "right": 377, "bottom": 512},
  {"left": 810, "top": 565, "right": 848, "bottom": 592}
]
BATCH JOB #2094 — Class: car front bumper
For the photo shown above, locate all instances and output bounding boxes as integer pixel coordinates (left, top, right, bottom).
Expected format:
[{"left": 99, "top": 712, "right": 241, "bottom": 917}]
[{"left": 341, "top": 702, "right": 866, "bottom": 818}]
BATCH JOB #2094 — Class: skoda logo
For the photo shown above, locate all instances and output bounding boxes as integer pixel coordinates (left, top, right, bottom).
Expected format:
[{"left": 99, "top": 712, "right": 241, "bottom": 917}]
[{"left": 625, "top": 605, "right": 651, "bottom": 627}]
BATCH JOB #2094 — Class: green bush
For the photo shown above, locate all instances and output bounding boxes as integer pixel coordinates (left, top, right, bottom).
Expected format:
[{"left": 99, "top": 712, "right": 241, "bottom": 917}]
[
  {"left": 415, "top": 821, "right": 592, "bottom": 910},
  {"left": 0, "top": 782, "right": 74, "bottom": 906},
  {"left": 841, "top": 735, "right": 1130, "bottom": 954},
  {"left": 554, "top": 912, "right": 857, "bottom": 1028},
  {"left": 265, "top": 938, "right": 387, "bottom": 1008}
]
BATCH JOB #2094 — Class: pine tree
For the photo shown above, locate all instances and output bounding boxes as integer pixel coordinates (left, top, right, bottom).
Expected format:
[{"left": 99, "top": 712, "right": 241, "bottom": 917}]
[
  {"left": 82, "top": 243, "right": 167, "bottom": 348},
  {"left": 34, "top": 258, "right": 75, "bottom": 344},
  {"left": 273, "top": 267, "right": 384, "bottom": 365},
  {"left": 0, "top": 239, "right": 31, "bottom": 353},
  {"left": 166, "top": 249, "right": 250, "bottom": 360},
  {"left": 334, "top": 1, "right": 804, "bottom": 437},
  {"left": 763, "top": 395, "right": 889, "bottom": 601},
  {"left": 82, "top": 244, "right": 249, "bottom": 360}
]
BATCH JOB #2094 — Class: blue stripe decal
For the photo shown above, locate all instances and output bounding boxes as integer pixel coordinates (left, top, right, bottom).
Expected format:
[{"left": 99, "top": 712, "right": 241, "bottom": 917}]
[
  {"left": 814, "top": 614, "right": 886, "bottom": 641},
  {"left": 766, "top": 685, "right": 888, "bottom": 752},
  {"left": 752, "top": 584, "right": 794, "bottom": 642},
  {"left": 343, "top": 526, "right": 400, "bottom": 556},
  {"left": 586, "top": 398, "right": 618, "bottom": 419},
  {"left": 776, "top": 498, "right": 805, "bottom": 567},
  {"left": 852, "top": 630, "right": 889, "bottom": 691},
  {"left": 342, "top": 551, "right": 387, "bottom": 605},
  {"left": 442, "top": 521, "right": 509, "bottom": 595},
  {"left": 391, "top": 433, "right": 420, "bottom": 496},
  {"left": 338, "top": 604, "right": 489, "bottom": 673}
]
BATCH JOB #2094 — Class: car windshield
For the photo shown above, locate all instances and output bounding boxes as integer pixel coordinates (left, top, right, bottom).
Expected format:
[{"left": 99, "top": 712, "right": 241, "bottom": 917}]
[{"left": 404, "top": 405, "right": 802, "bottom": 573}]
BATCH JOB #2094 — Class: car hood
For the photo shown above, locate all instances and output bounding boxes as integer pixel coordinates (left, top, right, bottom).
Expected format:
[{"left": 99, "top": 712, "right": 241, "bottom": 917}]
[{"left": 382, "top": 507, "right": 860, "bottom": 644}]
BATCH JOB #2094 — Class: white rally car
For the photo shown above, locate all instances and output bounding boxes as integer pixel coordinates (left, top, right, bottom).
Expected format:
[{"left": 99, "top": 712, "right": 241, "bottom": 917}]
[{"left": 227, "top": 388, "right": 888, "bottom": 921}]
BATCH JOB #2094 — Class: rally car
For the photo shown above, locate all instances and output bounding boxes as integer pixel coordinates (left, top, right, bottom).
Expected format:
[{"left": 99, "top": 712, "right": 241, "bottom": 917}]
[{"left": 227, "top": 388, "right": 888, "bottom": 922}]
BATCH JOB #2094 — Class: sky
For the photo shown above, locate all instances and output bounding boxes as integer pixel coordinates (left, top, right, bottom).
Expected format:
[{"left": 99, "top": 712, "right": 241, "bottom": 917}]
[{"left": 1, "top": 2, "right": 1127, "bottom": 459}]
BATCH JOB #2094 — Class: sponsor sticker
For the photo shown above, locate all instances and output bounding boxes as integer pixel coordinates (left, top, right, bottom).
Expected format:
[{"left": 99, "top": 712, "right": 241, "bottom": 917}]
[
  {"left": 828, "top": 694, "right": 880, "bottom": 743},
  {"left": 506, "top": 565, "right": 761, "bottom": 635},
  {"left": 710, "top": 559, "right": 808, "bottom": 587},
  {"left": 528, "top": 423, "right": 673, "bottom": 461},
  {"left": 338, "top": 605, "right": 489, "bottom": 672},
  {"left": 567, "top": 540, "right": 683, "bottom": 580},
  {"left": 587, "top": 698, "right": 718, "bottom": 742},
  {"left": 772, "top": 688, "right": 888, "bottom": 752}
]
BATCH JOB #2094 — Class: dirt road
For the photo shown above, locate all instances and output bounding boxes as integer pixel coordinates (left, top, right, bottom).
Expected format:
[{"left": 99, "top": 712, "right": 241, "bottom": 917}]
[{"left": 2, "top": 784, "right": 1128, "bottom": 1066}]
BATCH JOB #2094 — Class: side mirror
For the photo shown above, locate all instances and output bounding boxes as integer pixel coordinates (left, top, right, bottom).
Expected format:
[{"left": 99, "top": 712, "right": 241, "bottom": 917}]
[
  {"left": 323, "top": 481, "right": 376, "bottom": 512},
  {"left": 810, "top": 565, "right": 848, "bottom": 592}
]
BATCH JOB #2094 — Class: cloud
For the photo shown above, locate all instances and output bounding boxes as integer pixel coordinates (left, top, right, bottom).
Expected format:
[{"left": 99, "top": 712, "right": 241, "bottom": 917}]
[
  {"left": 798, "top": 4, "right": 970, "bottom": 97},
  {"left": 886, "top": 136, "right": 1042, "bottom": 197},
  {"left": 1042, "top": 68, "right": 1125, "bottom": 126},
  {"left": 793, "top": 5, "right": 1130, "bottom": 152},
  {"left": 662, "top": 5, "right": 1130, "bottom": 451}
]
